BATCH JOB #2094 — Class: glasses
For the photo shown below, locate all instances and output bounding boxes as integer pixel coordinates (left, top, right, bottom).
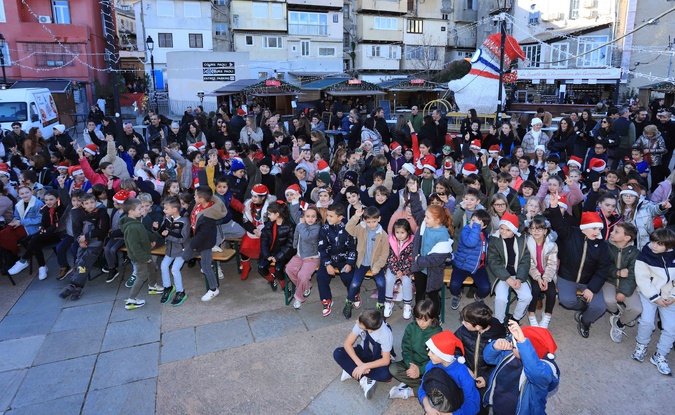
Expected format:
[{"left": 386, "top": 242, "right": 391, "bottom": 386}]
[
  {"left": 493, "top": 203, "right": 506, "bottom": 207},
  {"left": 601, "top": 120, "right": 608, "bottom": 124}
]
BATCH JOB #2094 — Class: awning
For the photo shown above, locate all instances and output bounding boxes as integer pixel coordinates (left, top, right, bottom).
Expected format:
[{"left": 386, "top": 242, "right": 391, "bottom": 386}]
[
  {"left": 209, "top": 79, "right": 260, "bottom": 96},
  {"left": 637, "top": 81, "right": 675, "bottom": 92},
  {"left": 519, "top": 23, "right": 611, "bottom": 44},
  {"left": 327, "top": 90, "right": 385, "bottom": 96},
  {"left": 288, "top": 71, "right": 349, "bottom": 77},
  {"left": 377, "top": 79, "right": 446, "bottom": 92},
  {"left": 301, "top": 78, "right": 350, "bottom": 91},
  {"left": 9, "top": 80, "right": 72, "bottom": 93}
]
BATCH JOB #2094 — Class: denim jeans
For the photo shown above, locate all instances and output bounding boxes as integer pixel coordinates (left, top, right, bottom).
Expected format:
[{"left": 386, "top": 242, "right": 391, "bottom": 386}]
[
  {"left": 317, "top": 264, "right": 354, "bottom": 301},
  {"left": 348, "top": 265, "right": 385, "bottom": 303},
  {"left": 161, "top": 255, "right": 185, "bottom": 292}
]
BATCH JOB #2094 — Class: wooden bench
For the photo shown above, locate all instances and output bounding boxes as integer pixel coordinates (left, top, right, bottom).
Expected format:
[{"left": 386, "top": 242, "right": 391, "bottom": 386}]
[{"left": 440, "top": 268, "right": 475, "bottom": 324}]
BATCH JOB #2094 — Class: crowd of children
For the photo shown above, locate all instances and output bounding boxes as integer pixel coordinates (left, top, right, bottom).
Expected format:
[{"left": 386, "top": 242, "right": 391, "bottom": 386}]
[{"left": 4, "top": 102, "right": 675, "bottom": 410}]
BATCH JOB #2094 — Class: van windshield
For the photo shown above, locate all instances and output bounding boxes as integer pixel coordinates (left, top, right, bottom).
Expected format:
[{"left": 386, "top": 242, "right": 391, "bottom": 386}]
[{"left": 0, "top": 102, "right": 28, "bottom": 122}]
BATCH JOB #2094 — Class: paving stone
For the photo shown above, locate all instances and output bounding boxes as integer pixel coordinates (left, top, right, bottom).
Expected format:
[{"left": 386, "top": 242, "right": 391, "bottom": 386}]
[
  {"left": 33, "top": 326, "right": 106, "bottom": 365},
  {"left": 4, "top": 394, "right": 84, "bottom": 415},
  {"left": 57, "top": 280, "right": 119, "bottom": 308},
  {"left": 82, "top": 378, "right": 156, "bottom": 415},
  {"left": 7, "top": 288, "right": 63, "bottom": 315},
  {"left": 108, "top": 296, "right": 162, "bottom": 323},
  {"left": 195, "top": 317, "right": 253, "bottom": 356},
  {"left": 52, "top": 301, "right": 113, "bottom": 333},
  {"left": 0, "top": 370, "right": 27, "bottom": 411},
  {"left": 297, "top": 293, "right": 350, "bottom": 331},
  {"left": 0, "top": 308, "right": 60, "bottom": 341},
  {"left": 101, "top": 316, "right": 161, "bottom": 352},
  {"left": 247, "top": 306, "right": 307, "bottom": 343},
  {"left": 11, "top": 355, "right": 96, "bottom": 408},
  {"left": 90, "top": 342, "right": 159, "bottom": 391},
  {"left": 303, "top": 377, "right": 391, "bottom": 415},
  {"left": 0, "top": 336, "right": 44, "bottom": 373},
  {"left": 161, "top": 327, "right": 196, "bottom": 364}
]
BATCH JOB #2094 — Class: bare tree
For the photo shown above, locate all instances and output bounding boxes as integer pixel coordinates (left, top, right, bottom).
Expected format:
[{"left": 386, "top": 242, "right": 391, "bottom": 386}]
[{"left": 404, "top": 33, "right": 445, "bottom": 79}]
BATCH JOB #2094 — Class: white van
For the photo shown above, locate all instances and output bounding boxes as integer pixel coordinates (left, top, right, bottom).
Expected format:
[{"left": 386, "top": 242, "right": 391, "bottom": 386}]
[{"left": 0, "top": 88, "right": 60, "bottom": 140}]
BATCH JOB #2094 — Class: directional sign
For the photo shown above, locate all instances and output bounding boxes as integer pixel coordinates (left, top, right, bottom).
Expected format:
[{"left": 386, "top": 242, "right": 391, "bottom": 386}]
[
  {"left": 203, "top": 68, "right": 235, "bottom": 75},
  {"left": 203, "top": 75, "right": 236, "bottom": 82},
  {"left": 202, "top": 62, "right": 237, "bottom": 81},
  {"left": 203, "top": 62, "right": 235, "bottom": 68}
]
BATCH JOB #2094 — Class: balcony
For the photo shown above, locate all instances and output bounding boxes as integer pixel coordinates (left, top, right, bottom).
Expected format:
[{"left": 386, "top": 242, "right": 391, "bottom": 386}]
[
  {"left": 447, "top": 35, "right": 476, "bottom": 49},
  {"left": 355, "top": 0, "right": 406, "bottom": 14},
  {"left": 454, "top": 8, "right": 477, "bottom": 23},
  {"left": 355, "top": 15, "right": 404, "bottom": 42},
  {"left": 287, "top": 0, "right": 343, "bottom": 8}
]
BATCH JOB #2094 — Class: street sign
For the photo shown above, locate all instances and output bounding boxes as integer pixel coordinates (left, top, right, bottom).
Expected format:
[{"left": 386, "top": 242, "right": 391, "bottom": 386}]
[
  {"left": 202, "top": 62, "right": 236, "bottom": 81},
  {"left": 203, "top": 76, "right": 236, "bottom": 82}
]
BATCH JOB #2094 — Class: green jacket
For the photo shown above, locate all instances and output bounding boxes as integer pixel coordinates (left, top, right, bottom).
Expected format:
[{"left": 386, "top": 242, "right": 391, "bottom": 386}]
[
  {"left": 400, "top": 322, "right": 443, "bottom": 375},
  {"left": 607, "top": 242, "right": 639, "bottom": 297},
  {"left": 120, "top": 216, "right": 156, "bottom": 263}
]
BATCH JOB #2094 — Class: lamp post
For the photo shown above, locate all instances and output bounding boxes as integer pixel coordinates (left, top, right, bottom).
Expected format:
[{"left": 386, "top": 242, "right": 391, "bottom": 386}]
[
  {"left": 0, "top": 33, "right": 8, "bottom": 89},
  {"left": 197, "top": 91, "right": 205, "bottom": 106},
  {"left": 495, "top": 1, "right": 508, "bottom": 123},
  {"left": 146, "top": 35, "right": 157, "bottom": 112}
]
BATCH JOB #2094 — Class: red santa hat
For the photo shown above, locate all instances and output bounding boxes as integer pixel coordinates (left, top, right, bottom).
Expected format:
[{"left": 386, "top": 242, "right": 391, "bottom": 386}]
[
  {"left": 188, "top": 142, "right": 205, "bottom": 153},
  {"left": 462, "top": 163, "right": 478, "bottom": 176},
  {"left": 113, "top": 190, "right": 136, "bottom": 204},
  {"left": 587, "top": 158, "right": 606, "bottom": 172},
  {"left": 317, "top": 159, "right": 330, "bottom": 173},
  {"left": 422, "top": 161, "right": 436, "bottom": 172},
  {"left": 425, "top": 331, "right": 465, "bottom": 364},
  {"left": 499, "top": 212, "right": 520, "bottom": 236},
  {"left": 251, "top": 184, "right": 269, "bottom": 196},
  {"left": 285, "top": 184, "right": 302, "bottom": 196},
  {"left": 84, "top": 144, "right": 99, "bottom": 156},
  {"left": 556, "top": 194, "right": 568, "bottom": 210},
  {"left": 580, "top": 211, "right": 604, "bottom": 230},
  {"left": 470, "top": 140, "right": 482, "bottom": 150},
  {"left": 619, "top": 183, "right": 640, "bottom": 198},
  {"left": 521, "top": 326, "right": 558, "bottom": 359},
  {"left": 68, "top": 165, "right": 84, "bottom": 177},
  {"left": 488, "top": 145, "right": 501, "bottom": 154},
  {"left": 56, "top": 162, "right": 70, "bottom": 171},
  {"left": 567, "top": 156, "right": 583, "bottom": 169},
  {"left": 237, "top": 108, "right": 246, "bottom": 116},
  {"left": 0, "top": 163, "right": 10, "bottom": 177},
  {"left": 483, "top": 33, "right": 527, "bottom": 68},
  {"left": 193, "top": 177, "right": 200, "bottom": 188},
  {"left": 444, "top": 159, "right": 453, "bottom": 170},
  {"left": 390, "top": 142, "right": 402, "bottom": 152}
]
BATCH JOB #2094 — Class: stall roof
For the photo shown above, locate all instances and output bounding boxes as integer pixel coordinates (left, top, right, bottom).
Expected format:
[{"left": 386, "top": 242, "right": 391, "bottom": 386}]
[
  {"left": 301, "top": 78, "right": 350, "bottom": 91},
  {"left": 327, "top": 90, "right": 385, "bottom": 96},
  {"left": 288, "top": 71, "right": 349, "bottom": 77},
  {"left": 10, "top": 80, "right": 72, "bottom": 93},
  {"left": 210, "top": 79, "right": 260, "bottom": 95},
  {"left": 638, "top": 81, "right": 675, "bottom": 92},
  {"left": 377, "top": 79, "right": 446, "bottom": 92},
  {"left": 241, "top": 78, "right": 301, "bottom": 97}
]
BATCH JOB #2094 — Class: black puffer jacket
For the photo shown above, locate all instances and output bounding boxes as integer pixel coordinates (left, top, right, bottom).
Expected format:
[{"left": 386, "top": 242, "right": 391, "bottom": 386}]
[
  {"left": 260, "top": 218, "right": 296, "bottom": 263},
  {"left": 454, "top": 317, "right": 506, "bottom": 382}
]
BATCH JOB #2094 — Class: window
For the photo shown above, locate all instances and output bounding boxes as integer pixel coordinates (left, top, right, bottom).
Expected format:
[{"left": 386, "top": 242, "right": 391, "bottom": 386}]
[
  {"left": 343, "top": 5, "right": 349, "bottom": 19},
  {"left": 343, "top": 33, "right": 350, "bottom": 48},
  {"left": 156, "top": 0, "right": 174, "bottom": 17},
  {"left": 245, "top": 35, "right": 254, "bottom": 46},
  {"left": 271, "top": 3, "right": 283, "bottom": 19},
  {"left": 407, "top": 19, "right": 423, "bottom": 34},
  {"left": 388, "top": 46, "right": 399, "bottom": 59},
  {"left": 318, "top": 47, "right": 336, "bottom": 57},
  {"left": 367, "top": 45, "right": 398, "bottom": 59},
  {"left": 301, "top": 40, "right": 310, "bottom": 57},
  {"left": 333, "top": 14, "right": 339, "bottom": 23},
  {"left": 158, "top": 33, "right": 173, "bottom": 48},
  {"left": 550, "top": 42, "right": 569, "bottom": 68},
  {"left": 569, "top": 0, "right": 580, "bottom": 19},
  {"left": 189, "top": 33, "right": 203, "bottom": 48},
  {"left": 577, "top": 36, "right": 609, "bottom": 67},
  {"left": 215, "top": 0, "right": 226, "bottom": 4},
  {"left": 522, "top": 44, "right": 541, "bottom": 67},
  {"left": 0, "top": 0, "right": 6, "bottom": 23},
  {"left": 25, "top": 42, "right": 72, "bottom": 67},
  {"left": 52, "top": 1, "right": 71, "bottom": 24},
  {"left": 264, "top": 36, "right": 283, "bottom": 49},
  {"left": 184, "top": 2, "right": 201, "bottom": 18},
  {"left": 215, "top": 23, "right": 227, "bottom": 36},
  {"left": 467, "top": 0, "right": 478, "bottom": 10},
  {"left": 374, "top": 17, "right": 398, "bottom": 30},
  {"left": 289, "top": 12, "right": 328, "bottom": 36},
  {"left": 0, "top": 42, "right": 10, "bottom": 66},
  {"left": 253, "top": 3, "right": 268, "bottom": 19},
  {"left": 408, "top": 0, "right": 415, "bottom": 12},
  {"left": 405, "top": 46, "right": 438, "bottom": 60}
]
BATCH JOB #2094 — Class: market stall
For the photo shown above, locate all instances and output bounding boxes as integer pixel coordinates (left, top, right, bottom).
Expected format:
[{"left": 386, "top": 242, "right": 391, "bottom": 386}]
[{"left": 377, "top": 78, "right": 446, "bottom": 113}]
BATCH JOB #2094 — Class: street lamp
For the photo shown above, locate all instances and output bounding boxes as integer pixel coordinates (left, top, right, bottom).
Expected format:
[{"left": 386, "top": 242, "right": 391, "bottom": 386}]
[
  {"left": 495, "top": 1, "right": 508, "bottom": 123},
  {"left": 197, "top": 91, "right": 205, "bottom": 106},
  {"left": 146, "top": 35, "right": 157, "bottom": 112},
  {"left": 0, "top": 33, "right": 8, "bottom": 89}
]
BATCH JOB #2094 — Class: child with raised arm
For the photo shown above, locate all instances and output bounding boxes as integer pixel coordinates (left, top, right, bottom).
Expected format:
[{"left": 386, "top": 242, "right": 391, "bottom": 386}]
[
  {"left": 334, "top": 309, "right": 393, "bottom": 400},
  {"left": 157, "top": 196, "right": 191, "bottom": 306}
]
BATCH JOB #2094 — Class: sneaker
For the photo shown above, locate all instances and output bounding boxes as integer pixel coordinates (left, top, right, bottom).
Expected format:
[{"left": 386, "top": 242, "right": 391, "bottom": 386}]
[
  {"left": 269, "top": 279, "right": 278, "bottom": 292},
  {"left": 38, "top": 266, "right": 48, "bottom": 281},
  {"left": 574, "top": 311, "right": 583, "bottom": 323},
  {"left": 473, "top": 293, "right": 484, "bottom": 303},
  {"left": 528, "top": 315, "right": 539, "bottom": 327},
  {"left": 540, "top": 315, "right": 551, "bottom": 329},
  {"left": 388, "top": 385, "right": 413, "bottom": 399},
  {"left": 321, "top": 299, "right": 334, "bottom": 317},
  {"left": 125, "top": 274, "right": 137, "bottom": 288},
  {"left": 57, "top": 266, "right": 71, "bottom": 281},
  {"left": 303, "top": 287, "right": 312, "bottom": 298},
  {"left": 451, "top": 295, "right": 461, "bottom": 310},
  {"left": 376, "top": 302, "right": 384, "bottom": 312},
  {"left": 360, "top": 376, "right": 377, "bottom": 400},
  {"left": 70, "top": 286, "right": 83, "bottom": 301},
  {"left": 8, "top": 260, "right": 29, "bottom": 276},
  {"left": 343, "top": 300, "right": 354, "bottom": 319},
  {"left": 353, "top": 294, "right": 361, "bottom": 309},
  {"left": 609, "top": 315, "right": 627, "bottom": 343},
  {"left": 171, "top": 291, "right": 187, "bottom": 306},
  {"left": 125, "top": 298, "right": 146, "bottom": 310},
  {"left": 577, "top": 319, "right": 590, "bottom": 338},
  {"left": 59, "top": 284, "right": 76, "bottom": 299},
  {"left": 403, "top": 304, "right": 412, "bottom": 320},
  {"left": 148, "top": 284, "right": 163, "bottom": 295},
  {"left": 293, "top": 298, "right": 302, "bottom": 309},
  {"left": 624, "top": 319, "right": 637, "bottom": 328},
  {"left": 101, "top": 267, "right": 110, "bottom": 273},
  {"left": 632, "top": 342, "right": 648, "bottom": 362},
  {"left": 201, "top": 288, "right": 220, "bottom": 302},
  {"left": 160, "top": 286, "right": 176, "bottom": 304},
  {"left": 384, "top": 301, "right": 394, "bottom": 318},
  {"left": 650, "top": 353, "right": 672, "bottom": 376},
  {"left": 212, "top": 245, "right": 223, "bottom": 252},
  {"left": 340, "top": 370, "right": 351, "bottom": 381},
  {"left": 105, "top": 268, "right": 119, "bottom": 284},
  {"left": 217, "top": 267, "right": 224, "bottom": 280}
]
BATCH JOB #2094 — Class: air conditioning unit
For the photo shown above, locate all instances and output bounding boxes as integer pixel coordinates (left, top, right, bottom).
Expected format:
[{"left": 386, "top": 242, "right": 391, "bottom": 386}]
[
  {"left": 585, "top": 10, "right": 599, "bottom": 19},
  {"left": 38, "top": 15, "right": 52, "bottom": 23},
  {"left": 542, "top": 13, "right": 564, "bottom": 22},
  {"left": 583, "top": 0, "right": 597, "bottom": 8}
]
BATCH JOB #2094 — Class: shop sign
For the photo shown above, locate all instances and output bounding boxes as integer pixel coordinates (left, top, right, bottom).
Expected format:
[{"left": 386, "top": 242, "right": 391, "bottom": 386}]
[{"left": 517, "top": 68, "right": 621, "bottom": 80}]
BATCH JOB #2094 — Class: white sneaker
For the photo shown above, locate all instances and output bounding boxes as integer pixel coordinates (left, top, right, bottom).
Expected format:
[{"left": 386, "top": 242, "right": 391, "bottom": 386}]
[
  {"left": 38, "top": 266, "right": 48, "bottom": 281},
  {"left": 293, "top": 298, "right": 302, "bottom": 309},
  {"left": 212, "top": 245, "right": 223, "bottom": 252},
  {"left": 403, "top": 304, "right": 413, "bottom": 320},
  {"left": 303, "top": 287, "right": 311, "bottom": 298},
  {"left": 540, "top": 315, "right": 551, "bottom": 329},
  {"left": 8, "top": 260, "right": 29, "bottom": 276},
  {"left": 340, "top": 370, "right": 351, "bottom": 381},
  {"left": 147, "top": 284, "right": 163, "bottom": 295},
  {"left": 528, "top": 315, "right": 539, "bottom": 327},
  {"left": 125, "top": 298, "right": 145, "bottom": 310},
  {"left": 360, "top": 376, "right": 377, "bottom": 399},
  {"left": 201, "top": 288, "right": 220, "bottom": 302},
  {"left": 388, "top": 385, "right": 413, "bottom": 399},
  {"left": 217, "top": 266, "right": 224, "bottom": 280},
  {"left": 384, "top": 301, "right": 394, "bottom": 318}
]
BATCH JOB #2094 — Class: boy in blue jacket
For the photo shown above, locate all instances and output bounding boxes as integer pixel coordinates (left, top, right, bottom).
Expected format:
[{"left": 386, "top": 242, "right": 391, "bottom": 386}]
[
  {"left": 317, "top": 203, "right": 357, "bottom": 317},
  {"left": 483, "top": 321, "right": 560, "bottom": 415}
]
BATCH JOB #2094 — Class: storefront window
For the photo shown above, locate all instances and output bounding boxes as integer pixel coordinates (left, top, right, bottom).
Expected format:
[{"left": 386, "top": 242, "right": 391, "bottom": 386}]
[
  {"left": 522, "top": 44, "right": 541, "bottom": 68},
  {"left": 576, "top": 36, "right": 609, "bottom": 67}
]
